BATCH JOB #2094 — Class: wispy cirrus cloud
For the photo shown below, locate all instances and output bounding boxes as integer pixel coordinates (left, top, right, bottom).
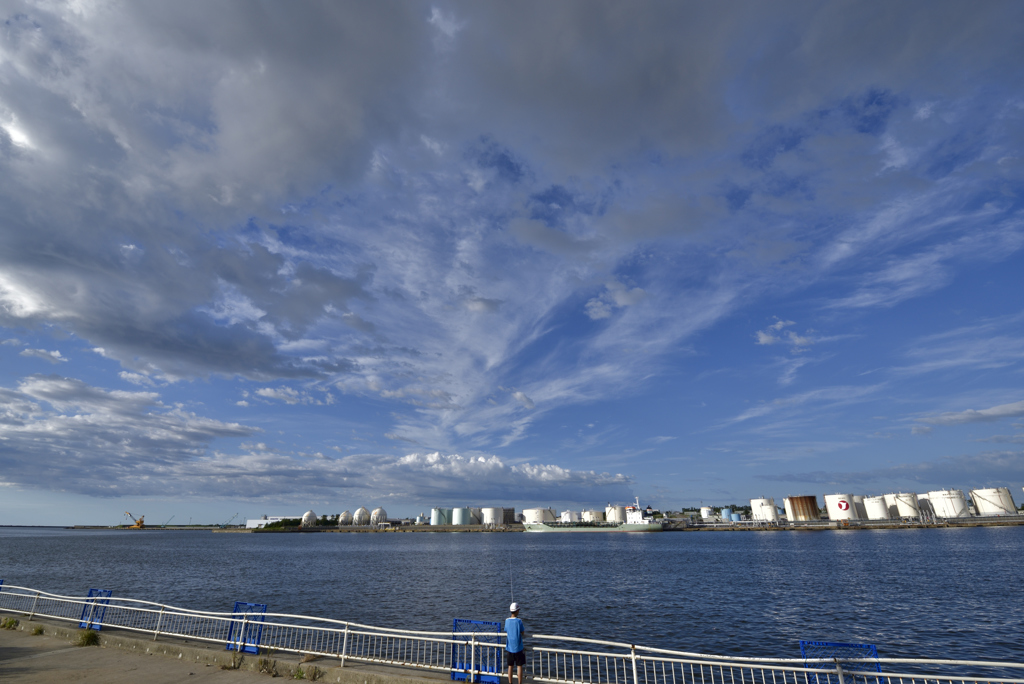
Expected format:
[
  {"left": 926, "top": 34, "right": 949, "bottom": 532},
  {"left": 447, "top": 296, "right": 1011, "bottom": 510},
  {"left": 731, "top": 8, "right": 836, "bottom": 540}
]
[{"left": 920, "top": 399, "right": 1024, "bottom": 426}]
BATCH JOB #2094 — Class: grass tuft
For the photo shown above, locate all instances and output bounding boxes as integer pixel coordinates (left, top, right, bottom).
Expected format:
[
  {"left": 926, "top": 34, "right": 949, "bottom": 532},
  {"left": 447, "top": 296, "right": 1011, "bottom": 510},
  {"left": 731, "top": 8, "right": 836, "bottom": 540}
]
[
  {"left": 257, "top": 657, "right": 278, "bottom": 676},
  {"left": 76, "top": 629, "right": 100, "bottom": 646},
  {"left": 32, "top": 625, "right": 44, "bottom": 635},
  {"left": 1, "top": 617, "right": 20, "bottom": 630}
]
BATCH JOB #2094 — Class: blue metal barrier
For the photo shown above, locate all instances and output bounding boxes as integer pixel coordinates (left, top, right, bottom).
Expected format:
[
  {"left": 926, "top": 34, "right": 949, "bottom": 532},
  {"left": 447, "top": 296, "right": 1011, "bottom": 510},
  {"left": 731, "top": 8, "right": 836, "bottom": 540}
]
[
  {"left": 452, "top": 619, "right": 502, "bottom": 684},
  {"left": 225, "top": 602, "right": 266, "bottom": 654},
  {"left": 800, "top": 640, "right": 881, "bottom": 672},
  {"left": 78, "top": 588, "right": 112, "bottom": 630}
]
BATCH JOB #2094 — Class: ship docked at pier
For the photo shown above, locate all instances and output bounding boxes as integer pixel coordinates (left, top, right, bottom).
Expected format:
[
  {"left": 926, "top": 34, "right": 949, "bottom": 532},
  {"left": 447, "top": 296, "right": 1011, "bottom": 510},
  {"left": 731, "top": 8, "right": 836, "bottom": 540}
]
[{"left": 522, "top": 498, "right": 666, "bottom": 532}]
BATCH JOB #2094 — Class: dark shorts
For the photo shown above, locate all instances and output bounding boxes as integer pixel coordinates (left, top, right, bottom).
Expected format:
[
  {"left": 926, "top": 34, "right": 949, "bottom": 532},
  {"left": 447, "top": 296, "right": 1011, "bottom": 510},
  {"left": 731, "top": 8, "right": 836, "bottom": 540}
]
[{"left": 506, "top": 650, "right": 526, "bottom": 667}]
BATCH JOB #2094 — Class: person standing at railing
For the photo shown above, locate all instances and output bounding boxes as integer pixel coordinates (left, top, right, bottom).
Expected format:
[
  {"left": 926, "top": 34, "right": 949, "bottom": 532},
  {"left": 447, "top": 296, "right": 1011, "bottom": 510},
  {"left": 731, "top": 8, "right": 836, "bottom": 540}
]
[{"left": 505, "top": 602, "right": 525, "bottom": 684}]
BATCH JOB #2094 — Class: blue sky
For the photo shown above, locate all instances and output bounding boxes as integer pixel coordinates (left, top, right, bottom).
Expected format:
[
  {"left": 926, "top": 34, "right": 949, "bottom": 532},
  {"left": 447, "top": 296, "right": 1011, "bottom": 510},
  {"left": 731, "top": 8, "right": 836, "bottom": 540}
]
[{"left": 2, "top": 1, "right": 1023, "bottom": 525}]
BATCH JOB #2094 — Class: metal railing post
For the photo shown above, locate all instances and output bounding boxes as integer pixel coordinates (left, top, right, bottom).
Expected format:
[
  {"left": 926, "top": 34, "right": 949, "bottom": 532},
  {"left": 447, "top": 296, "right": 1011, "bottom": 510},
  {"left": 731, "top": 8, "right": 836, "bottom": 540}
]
[
  {"left": 28, "top": 592, "right": 39, "bottom": 621},
  {"left": 834, "top": 660, "right": 845, "bottom": 684},
  {"left": 153, "top": 605, "right": 165, "bottom": 641},
  {"left": 85, "top": 597, "right": 97, "bottom": 629},
  {"left": 240, "top": 613, "right": 249, "bottom": 653},
  {"left": 631, "top": 645, "right": 639, "bottom": 684},
  {"left": 340, "top": 623, "right": 349, "bottom": 667},
  {"left": 471, "top": 633, "right": 477, "bottom": 684}
]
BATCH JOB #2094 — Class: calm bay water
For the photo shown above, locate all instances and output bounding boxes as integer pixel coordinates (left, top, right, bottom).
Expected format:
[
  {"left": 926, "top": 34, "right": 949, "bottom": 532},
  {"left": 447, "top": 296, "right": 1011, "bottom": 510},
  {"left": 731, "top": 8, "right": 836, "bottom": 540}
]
[{"left": 1, "top": 526, "right": 1022, "bottom": 661}]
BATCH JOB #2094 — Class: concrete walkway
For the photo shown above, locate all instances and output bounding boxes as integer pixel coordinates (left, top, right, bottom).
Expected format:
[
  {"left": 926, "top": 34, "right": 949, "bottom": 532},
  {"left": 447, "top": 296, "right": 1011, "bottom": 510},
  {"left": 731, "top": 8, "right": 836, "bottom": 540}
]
[{"left": 0, "top": 616, "right": 453, "bottom": 683}]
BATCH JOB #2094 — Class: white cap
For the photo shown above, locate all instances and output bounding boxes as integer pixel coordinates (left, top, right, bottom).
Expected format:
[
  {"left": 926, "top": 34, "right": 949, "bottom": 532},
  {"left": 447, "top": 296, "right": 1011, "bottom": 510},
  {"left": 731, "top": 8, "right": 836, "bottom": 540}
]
[{"left": 510, "top": 602, "right": 519, "bottom": 613}]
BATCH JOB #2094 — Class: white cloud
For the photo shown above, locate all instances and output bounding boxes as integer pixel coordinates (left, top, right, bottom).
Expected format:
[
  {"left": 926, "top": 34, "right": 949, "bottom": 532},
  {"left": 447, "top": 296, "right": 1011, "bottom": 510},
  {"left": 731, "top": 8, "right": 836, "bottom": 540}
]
[
  {"left": 585, "top": 280, "right": 646, "bottom": 320},
  {"left": 19, "top": 349, "right": 67, "bottom": 364},
  {"left": 255, "top": 387, "right": 302, "bottom": 405},
  {"left": 119, "top": 371, "right": 156, "bottom": 387},
  {"left": 512, "top": 391, "right": 535, "bottom": 410},
  {"left": 921, "top": 399, "right": 1024, "bottom": 426}
]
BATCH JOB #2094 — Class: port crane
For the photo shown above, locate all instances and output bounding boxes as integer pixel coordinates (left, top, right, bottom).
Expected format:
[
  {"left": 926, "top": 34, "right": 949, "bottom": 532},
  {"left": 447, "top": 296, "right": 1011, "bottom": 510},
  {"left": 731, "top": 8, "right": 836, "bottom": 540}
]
[
  {"left": 220, "top": 513, "right": 239, "bottom": 528},
  {"left": 124, "top": 511, "right": 145, "bottom": 529},
  {"left": 161, "top": 515, "right": 175, "bottom": 527}
]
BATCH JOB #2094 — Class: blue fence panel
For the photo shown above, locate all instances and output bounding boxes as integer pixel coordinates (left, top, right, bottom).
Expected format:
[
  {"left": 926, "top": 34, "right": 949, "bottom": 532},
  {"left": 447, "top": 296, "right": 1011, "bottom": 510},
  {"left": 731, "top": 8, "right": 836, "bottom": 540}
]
[
  {"left": 452, "top": 619, "right": 502, "bottom": 684},
  {"left": 225, "top": 602, "right": 267, "bottom": 654},
  {"left": 78, "top": 588, "right": 112, "bottom": 630},
  {"left": 800, "top": 641, "right": 881, "bottom": 672}
]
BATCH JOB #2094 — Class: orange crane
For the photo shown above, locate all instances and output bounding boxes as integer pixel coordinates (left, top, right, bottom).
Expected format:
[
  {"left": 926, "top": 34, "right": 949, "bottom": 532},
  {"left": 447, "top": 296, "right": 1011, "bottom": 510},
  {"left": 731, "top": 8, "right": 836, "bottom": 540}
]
[{"left": 124, "top": 511, "right": 145, "bottom": 529}]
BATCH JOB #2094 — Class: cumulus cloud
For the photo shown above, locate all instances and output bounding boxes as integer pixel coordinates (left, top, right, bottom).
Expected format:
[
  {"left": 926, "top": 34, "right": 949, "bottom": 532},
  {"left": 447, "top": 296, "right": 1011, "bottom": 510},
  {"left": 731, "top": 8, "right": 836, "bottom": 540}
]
[
  {"left": 921, "top": 399, "right": 1024, "bottom": 426},
  {"left": 19, "top": 348, "right": 67, "bottom": 364},
  {"left": 511, "top": 391, "right": 535, "bottom": 410},
  {"left": 585, "top": 280, "right": 647, "bottom": 320}
]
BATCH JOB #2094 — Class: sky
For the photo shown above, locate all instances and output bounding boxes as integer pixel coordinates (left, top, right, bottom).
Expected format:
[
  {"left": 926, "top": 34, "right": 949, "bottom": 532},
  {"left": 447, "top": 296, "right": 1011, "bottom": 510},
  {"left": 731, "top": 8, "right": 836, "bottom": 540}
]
[{"left": 2, "top": 1, "right": 1024, "bottom": 526}]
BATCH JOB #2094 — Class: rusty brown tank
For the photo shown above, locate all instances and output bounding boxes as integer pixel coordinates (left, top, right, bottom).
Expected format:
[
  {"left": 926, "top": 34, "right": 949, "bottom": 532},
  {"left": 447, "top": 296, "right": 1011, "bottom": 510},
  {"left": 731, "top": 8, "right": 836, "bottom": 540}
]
[{"left": 784, "top": 495, "right": 820, "bottom": 522}]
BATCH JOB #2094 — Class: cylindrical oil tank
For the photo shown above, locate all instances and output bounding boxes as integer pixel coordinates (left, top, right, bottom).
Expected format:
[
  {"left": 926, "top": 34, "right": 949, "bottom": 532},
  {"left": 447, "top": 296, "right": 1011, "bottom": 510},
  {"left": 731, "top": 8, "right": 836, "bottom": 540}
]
[
  {"left": 700, "top": 506, "right": 714, "bottom": 519},
  {"left": 883, "top": 493, "right": 899, "bottom": 518},
  {"left": 470, "top": 508, "right": 482, "bottom": 524},
  {"left": 370, "top": 507, "right": 388, "bottom": 525},
  {"left": 581, "top": 509, "right": 605, "bottom": 522},
  {"left": 784, "top": 495, "right": 820, "bottom": 522},
  {"left": 720, "top": 507, "right": 732, "bottom": 521},
  {"left": 824, "top": 494, "right": 858, "bottom": 521},
  {"left": 337, "top": 510, "right": 353, "bottom": 526},
  {"left": 605, "top": 505, "right": 627, "bottom": 523},
  {"left": 863, "top": 496, "right": 890, "bottom": 520},
  {"left": 560, "top": 510, "right": 580, "bottom": 523},
  {"left": 522, "top": 507, "right": 556, "bottom": 524},
  {"left": 452, "top": 507, "right": 472, "bottom": 525},
  {"left": 301, "top": 510, "right": 318, "bottom": 528},
  {"left": 750, "top": 498, "right": 779, "bottom": 522},
  {"left": 481, "top": 507, "right": 503, "bottom": 525},
  {"left": 917, "top": 494, "right": 934, "bottom": 518},
  {"left": 730, "top": 513, "right": 741, "bottom": 522},
  {"left": 852, "top": 495, "right": 867, "bottom": 520},
  {"left": 971, "top": 487, "right": 1017, "bottom": 516},
  {"left": 415, "top": 515, "right": 426, "bottom": 524},
  {"left": 893, "top": 492, "right": 919, "bottom": 518},
  {"left": 352, "top": 507, "right": 370, "bottom": 525}
]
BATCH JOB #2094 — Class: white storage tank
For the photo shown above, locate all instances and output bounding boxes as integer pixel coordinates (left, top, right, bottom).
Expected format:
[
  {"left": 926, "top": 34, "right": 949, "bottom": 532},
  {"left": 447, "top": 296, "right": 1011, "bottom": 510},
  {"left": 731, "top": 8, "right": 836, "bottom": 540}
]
[
  {"left": 452, "top": 507, "right": 472, "bottom": 525},
  {"left": 863, "top": 496, "right": 890, "bottom": 520},
  {"left": 824, "top": 494, "right": 858, "bottom": 521},
  {"left": 700, "top": 506, "right": 714, "bottom": 520},
  {"left": 522, "top": 507, "right": 556, "bottom": 524},
  {"left": 352, "top": 507, "right": 370, "bottom": 525},
  {"left": 893, "top": 493, "right": 919, "bottom": 518},
  {"left": 581, "top": 509, "right": 605, "bottom": 522},
  {"left": 481, "top": 507, "right": 504, "bottom": 525},
  {"left": 470, "top": 508, "right": 483, "bottom": 524},
  {"left": 852, "top": 495, "right": 867, "bottom": 520},
  {"left": 929, "top": 490, "right": 969, "bottom": 519},
  {"left": 605, "top": 505, "right": 627, "bottom": 523},
  {"left": 337, "top": 510, "right": 353, "bottom": 526},
  {"left": 560, "top": 510, "right": 580, "bottom": 523},
  {"left": 301, "top": 510, "right": 318, "bottom": 528},
  {"left": 784, "top": 496, "right": 820, "bottom": 522},
  {"left": 370, "top": 507, "right": 388, "bottom": 525},
  {"left": 430, "top": 507, "right": 453, "bottom": 525},
  {"left": 750, "top": 498, "right": 779, "bottom": 522},
  {"left": 917, "top": 494, "right": 934, "bottom": 518},
  {"left": 971, "top": 487, "right": 1018, "bottom": 516}
]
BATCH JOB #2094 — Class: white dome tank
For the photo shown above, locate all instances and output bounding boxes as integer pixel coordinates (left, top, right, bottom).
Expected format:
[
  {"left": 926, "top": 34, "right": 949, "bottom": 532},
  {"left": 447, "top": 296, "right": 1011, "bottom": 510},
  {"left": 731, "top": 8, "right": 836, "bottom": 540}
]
[
  {"left": 481, "top": 507, "right": 503, "bottom": 525},
  {"left": 863, "top": 496, "right": 890, "bottom": 520},
  {"left": 560, "top": 510, "right": 580, "bottom": 523},
  {"left": 971, "top": 487, "right": 1017, "bottom": 516},
  {"left": 370, "top": 507, "right": 388, "bottom": 525},
  {"left": 352, "top": 507, "right": 370, "bottom": 525},
  {"left": 700, "top": 506, "right": 714, "bottom": 519},
  {"left": 824, "top": 494, "right": 858, "bottom": 521},
  {"left": 470, "top": 508, "right": 482, "bottom": 524},
  {"left": 337, "top": 510, "right": 353, "bottom": 526},
  {"left": 522, "top": 507, "right": 557, "bottom": 524},
  {"left": 581, "top": 509, "right": 605, "bottom": 522},
  {"left": 605, "top": 505, "right": 627, "bottom": 523},
  {"left": 893, "top": 492, "right": 920, "bottom": 518},
  {"left": 301, "top": 510, "right": 318, "bottom": 528},
  {"left": 452, "top": 507, "right": 472, "bottom": 525},
  {"left": 852, "top": 495, "right": 867, "bottom": 520},
  {"left": 750, "top": 498, "right": 779, "bottom": 522}
]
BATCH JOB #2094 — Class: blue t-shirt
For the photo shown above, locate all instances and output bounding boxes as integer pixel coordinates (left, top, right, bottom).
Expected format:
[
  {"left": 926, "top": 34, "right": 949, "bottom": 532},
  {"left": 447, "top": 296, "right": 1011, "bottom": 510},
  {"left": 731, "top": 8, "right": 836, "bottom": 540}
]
[{"left": 504, "top": 616, "right": 524, "bottom": 653}]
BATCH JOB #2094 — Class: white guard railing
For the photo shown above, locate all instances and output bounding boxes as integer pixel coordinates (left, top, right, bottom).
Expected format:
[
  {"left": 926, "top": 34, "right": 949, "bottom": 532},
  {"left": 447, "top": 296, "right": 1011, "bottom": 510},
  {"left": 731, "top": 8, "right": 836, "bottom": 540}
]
[{"left": 1, "top": 585, "right": 1022, "bottom": 684}]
